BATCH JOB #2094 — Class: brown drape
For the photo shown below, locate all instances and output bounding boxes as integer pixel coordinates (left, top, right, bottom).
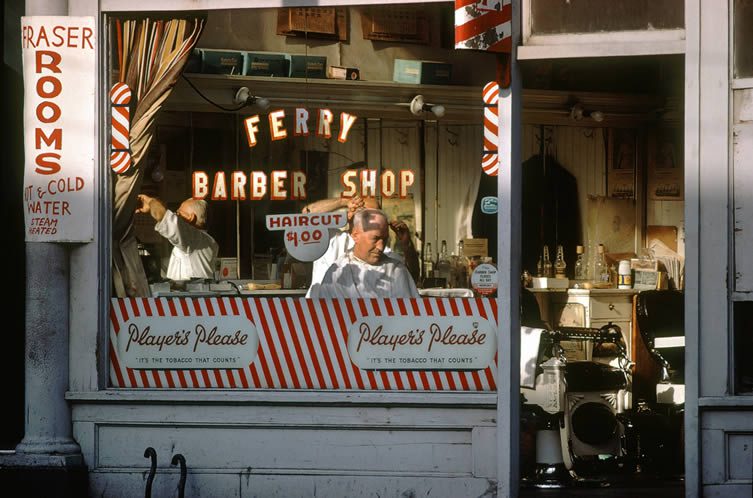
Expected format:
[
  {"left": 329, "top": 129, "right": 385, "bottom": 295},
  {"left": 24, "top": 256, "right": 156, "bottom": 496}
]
[{"left": 111, "top": 17, "right": 205, "bottom": 297}]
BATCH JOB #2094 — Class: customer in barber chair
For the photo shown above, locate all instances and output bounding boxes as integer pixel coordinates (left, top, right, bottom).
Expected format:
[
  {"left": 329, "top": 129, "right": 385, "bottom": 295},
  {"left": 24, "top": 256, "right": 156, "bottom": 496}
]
[{"left": 307, "top": 208, "right": 419, "bottom": 299}]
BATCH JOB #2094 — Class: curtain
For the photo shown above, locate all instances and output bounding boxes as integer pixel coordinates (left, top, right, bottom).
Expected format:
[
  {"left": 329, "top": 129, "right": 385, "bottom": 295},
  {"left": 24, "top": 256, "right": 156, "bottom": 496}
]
[
  {"left": 437, "top": 125, "right": 482, "bottom": 250},
  {"left": 111, "top": 16, "right": 205, "bottom": 297}
]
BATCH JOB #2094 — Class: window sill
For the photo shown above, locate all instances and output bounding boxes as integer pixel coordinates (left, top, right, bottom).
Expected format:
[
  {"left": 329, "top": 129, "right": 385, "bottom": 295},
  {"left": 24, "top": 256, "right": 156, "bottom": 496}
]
[{"left": 66, "top": 389, "right": 497, "bottom": 406}]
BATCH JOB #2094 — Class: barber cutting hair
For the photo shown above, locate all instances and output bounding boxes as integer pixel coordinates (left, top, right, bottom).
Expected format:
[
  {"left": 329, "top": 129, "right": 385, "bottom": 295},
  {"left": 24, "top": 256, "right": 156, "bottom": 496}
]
[
  {"left": 308, "top": 208, "right": 419, "bottom": 299},
  {"left": 136, "top": 194, "right": 219, "bottom": 281}
]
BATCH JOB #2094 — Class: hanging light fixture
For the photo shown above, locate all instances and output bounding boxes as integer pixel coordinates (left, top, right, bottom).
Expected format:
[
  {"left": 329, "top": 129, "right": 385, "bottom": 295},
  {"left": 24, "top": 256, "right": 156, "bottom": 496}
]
[
  {"left": 409, "top": 94, "right": 446, "bottom": 118},
  {"left": 570, "top": 102, "right": 604, "bottom": 122},
  {"left": 233, "top": 87, "right": 271, "bottom": 110}
]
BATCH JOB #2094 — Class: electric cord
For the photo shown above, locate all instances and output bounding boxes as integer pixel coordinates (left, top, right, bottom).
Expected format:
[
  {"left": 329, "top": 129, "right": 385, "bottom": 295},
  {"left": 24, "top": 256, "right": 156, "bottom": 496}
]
[{"left": 181, "top": 74, "right": 247, "bottom": 112}]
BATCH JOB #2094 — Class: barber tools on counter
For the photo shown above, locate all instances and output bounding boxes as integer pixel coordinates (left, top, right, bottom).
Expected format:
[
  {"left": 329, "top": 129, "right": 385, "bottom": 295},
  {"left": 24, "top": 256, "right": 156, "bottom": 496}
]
[{"left": 522, "top": 241, "right": 679, "bottom": 291}]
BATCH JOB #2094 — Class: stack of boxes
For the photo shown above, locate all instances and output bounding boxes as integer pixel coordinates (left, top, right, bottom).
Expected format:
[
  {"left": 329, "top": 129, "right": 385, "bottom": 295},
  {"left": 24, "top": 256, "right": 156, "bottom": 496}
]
[
  {"left": 393, "top": 59, "right": 452, "bottom": 85},
  {"left": 184, "top": 50, "right": 453, "bottom": 85},
  {"left": 188, "top": 48, "right": 328, "bottom": 79}
]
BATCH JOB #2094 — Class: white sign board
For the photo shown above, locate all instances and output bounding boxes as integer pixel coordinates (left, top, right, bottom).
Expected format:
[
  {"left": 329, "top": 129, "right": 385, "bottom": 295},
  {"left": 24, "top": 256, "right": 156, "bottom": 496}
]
[
  {"left": 21, "top": 16, "right": 96, "bottom": 242},
  {"left": 117, "top": 314, "right": 259, "bottom": 370},
  {"left": 347, "top": 315, "right": 496, "bottom": 370},
  {"left": 471, "top": 263, "right": 498, "bottom": 296},
  {"left": 266, "top": 212, "right": 347, "bottom": 261}
]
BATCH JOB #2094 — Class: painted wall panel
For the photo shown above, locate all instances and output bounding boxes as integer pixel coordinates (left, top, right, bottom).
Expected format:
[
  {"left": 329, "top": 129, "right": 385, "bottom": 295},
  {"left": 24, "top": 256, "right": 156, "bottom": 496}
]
[
  {"left": 727, "top": 433, "right": 753, "bottom": 480},
  {"left": 95, "top": 425, "right": 474, "bottom": 474},
  {"left": 734, "top": 123, "right": 753, "bottom": 292},
  {"left": 240, "top": 474, "right": 495, "bottom": 498},
  {"left": 88, "top": 471, "right": 241, "bottom": 498}
]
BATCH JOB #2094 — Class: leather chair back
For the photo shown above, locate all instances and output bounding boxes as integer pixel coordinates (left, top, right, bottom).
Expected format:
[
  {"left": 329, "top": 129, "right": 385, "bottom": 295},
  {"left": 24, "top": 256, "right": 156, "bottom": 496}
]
[{"left": 636, "top": 290, "right": 685, "bottom": 383}]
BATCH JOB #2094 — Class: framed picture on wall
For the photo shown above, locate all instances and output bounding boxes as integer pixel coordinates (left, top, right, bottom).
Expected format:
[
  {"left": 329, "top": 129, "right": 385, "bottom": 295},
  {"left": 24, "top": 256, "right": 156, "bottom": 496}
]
[
  {"left": 647, "top": 127, "right": 684, "bottom": 201},
  {"left": 607, "top": 128, "right": 637, "bottom": 199}
]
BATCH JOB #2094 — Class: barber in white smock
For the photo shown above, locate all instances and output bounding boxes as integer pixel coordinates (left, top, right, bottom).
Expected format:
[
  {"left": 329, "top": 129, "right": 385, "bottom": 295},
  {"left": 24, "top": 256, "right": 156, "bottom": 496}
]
[{"left": 136, "top": 194, "right": 219, "bottom": 280}]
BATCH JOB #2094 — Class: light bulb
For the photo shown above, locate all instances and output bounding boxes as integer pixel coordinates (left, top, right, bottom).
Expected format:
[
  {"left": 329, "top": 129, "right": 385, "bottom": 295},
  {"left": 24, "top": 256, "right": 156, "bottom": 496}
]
[
  {"left": 233, "top": 87, "right": 250, "bottom": 106},
  {"left": 431, "top": 105, "right": 446, "bottom": 118},
  {"left": 254, "top": 96, "right": 270, "bottom": 110}
]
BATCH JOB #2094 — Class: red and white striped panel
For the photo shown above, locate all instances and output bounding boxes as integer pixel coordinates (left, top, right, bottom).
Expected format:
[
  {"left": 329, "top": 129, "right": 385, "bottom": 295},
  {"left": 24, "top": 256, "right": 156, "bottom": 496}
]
[
  {"left": 482, "top": 81, "right": 500, "bottom": 177},
  {"left": 109, "top": 297, "right": 498, "bottom": 390},
  {"left": 110, "top": 83, "right": 131, "bottom": 174},
  {"left": 454, "top": 0, "right": 512, "bottom": 53}
]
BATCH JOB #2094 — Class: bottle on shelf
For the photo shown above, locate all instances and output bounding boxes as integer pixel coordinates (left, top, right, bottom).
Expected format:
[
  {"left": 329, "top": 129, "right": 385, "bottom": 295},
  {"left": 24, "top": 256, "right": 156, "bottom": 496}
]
[
  {"left": 618, "top": 259, "right": 633, "bottom": 289},
  {"left": 586, "top": 239, "right": 596, "bottom": 281},
  {"left": 574, "top": 245, "right": 586, "bottom": 281},
  {"left": 436, "top": 240, "right": 452, "bottom": 287},
  {"left": 454, "top": 240, "right": 470, "bottom": 288},
  {"left": 554, "top": 244, "right": 567, "bottom": 278},
  {"left": 448, "top": 251, "right": 458, "bottom": 287},
  {"left": 279, "top": 249, "right": 293, "bottom": 289},
  {"left": 423, "top": 242, "right": 434, "bottom": 282},
  {"left": 542, "top": 245, "right": 553, "bottom": 278},
  {"left": 596, "top": 244, "right": 610, "bottom": 284}
]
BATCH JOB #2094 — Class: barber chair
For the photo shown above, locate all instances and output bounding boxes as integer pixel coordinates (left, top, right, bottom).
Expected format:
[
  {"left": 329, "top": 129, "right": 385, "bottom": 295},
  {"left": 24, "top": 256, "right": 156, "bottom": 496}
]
[
  {"left": 521, "top": 324, "right": 633, "bottom": 487},
  {"left": 636, "top": 290, "right": 685, "bottom": 405},
  {"left": 632, "top": 290, "right": 685, "bottom": 478},
  {"left": 554, "top": 326, "right": 632, "bottom": 477}
]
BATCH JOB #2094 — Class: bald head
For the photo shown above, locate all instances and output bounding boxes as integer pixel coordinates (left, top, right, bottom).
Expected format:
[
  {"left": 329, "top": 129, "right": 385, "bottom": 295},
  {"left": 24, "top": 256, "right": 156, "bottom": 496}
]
[
  {"left": 177, "top": 198, "right": 208, "bottom": 228},
  {"left": 351, "top": 208, "right": 389, "bottom": 265}
]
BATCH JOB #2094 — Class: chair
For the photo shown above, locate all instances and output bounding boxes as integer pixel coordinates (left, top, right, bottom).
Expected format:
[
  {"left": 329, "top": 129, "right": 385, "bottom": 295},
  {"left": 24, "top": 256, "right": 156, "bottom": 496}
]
[{"left": 635, "top": 290, "right": 685, "bottom": 404}]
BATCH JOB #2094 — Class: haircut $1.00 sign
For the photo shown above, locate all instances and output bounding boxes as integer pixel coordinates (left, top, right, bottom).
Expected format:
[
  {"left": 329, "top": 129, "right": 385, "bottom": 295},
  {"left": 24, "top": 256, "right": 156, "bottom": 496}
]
[{"left": 266, "top": 212, "right": 347, "bottom": 261}]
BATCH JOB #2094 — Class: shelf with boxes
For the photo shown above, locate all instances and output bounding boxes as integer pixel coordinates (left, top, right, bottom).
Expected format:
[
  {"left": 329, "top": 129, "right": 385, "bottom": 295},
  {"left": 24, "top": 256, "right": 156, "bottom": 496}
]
[
  {"left": 188, "top": 48, "right": 330, "bottom": 79},
  {"left": 188, "top": 49, "right": 451, "bottom": 85}
]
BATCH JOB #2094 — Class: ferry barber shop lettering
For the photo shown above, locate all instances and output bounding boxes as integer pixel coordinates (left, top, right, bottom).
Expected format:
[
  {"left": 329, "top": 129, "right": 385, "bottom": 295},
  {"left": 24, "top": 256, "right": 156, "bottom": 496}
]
[{"left": 191, "top": 108, "right": 415, "bottom": 201}]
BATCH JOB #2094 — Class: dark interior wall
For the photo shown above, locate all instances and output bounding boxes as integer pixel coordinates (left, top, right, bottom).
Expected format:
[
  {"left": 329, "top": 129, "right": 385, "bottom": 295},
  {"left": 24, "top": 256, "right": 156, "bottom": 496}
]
[{"left": 2, "top": 0, "right": 26, "bottom": 449}]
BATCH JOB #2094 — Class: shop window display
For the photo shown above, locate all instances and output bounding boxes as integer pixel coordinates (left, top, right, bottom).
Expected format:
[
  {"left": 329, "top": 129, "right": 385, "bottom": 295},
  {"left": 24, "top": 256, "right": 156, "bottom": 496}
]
[{"left": 107, "top": 4, "right": 502, "bottom": 392}]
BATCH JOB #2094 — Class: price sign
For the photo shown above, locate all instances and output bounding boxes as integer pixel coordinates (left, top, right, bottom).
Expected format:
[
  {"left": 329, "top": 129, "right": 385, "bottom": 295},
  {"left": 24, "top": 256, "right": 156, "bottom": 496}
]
[
  {"left": 471, "top": 263, "right": 498, "bottom": 296},
  {"left": 266, "top": 212, "right": 347, "bottom": 262},
  {"left": 284, "top": 228, "right": 329, "bottom": 261}
]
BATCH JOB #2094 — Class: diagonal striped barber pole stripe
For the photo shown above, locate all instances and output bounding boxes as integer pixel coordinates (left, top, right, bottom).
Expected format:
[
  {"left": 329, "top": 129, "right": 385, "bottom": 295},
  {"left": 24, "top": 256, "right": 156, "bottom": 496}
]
[
  {"left": 454, "top": 0, "right": 512, "bottom": 53},
  {"left": 482, "top": 81, "right": 500, "bottom": 176},
  {"left": 109, "top": 298, "right": 498, "bottom": 391},
  {"left": 110, "top": 83, "right": 131, "bottom": 174}
]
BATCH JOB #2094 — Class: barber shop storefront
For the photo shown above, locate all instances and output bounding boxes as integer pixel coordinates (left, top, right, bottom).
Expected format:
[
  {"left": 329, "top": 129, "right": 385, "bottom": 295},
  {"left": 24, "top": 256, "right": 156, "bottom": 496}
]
[{"left": 12, "top": 0, "right": 753, "bottom": 496}]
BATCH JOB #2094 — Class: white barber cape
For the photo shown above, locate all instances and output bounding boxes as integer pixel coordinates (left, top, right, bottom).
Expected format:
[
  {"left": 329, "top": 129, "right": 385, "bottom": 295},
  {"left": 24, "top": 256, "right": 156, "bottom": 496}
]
[
  {"left": 308, "top": 251, "right": 419, "bottom": 299},
  {"left": 154, "top": 209, "right": 219, "bottom": 281},
  {"left": 307, "top": 230, "right": 401, "bottom": 297}
]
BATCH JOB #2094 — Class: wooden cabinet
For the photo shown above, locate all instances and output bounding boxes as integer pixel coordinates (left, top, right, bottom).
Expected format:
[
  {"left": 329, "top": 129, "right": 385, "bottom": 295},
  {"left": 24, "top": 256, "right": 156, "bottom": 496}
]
[{"left": 531, "top": 288, "right": 638, "bottom": 360}]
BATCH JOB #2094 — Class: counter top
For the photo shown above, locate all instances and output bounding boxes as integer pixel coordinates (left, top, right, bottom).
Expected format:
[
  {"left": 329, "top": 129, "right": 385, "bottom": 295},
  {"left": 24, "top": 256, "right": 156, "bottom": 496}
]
[
  {"left": 150, "top": 289, "right": 308, "bottom": 298},
  {"left": 527, "top": 287, "right": 639, "bottom": 296}
]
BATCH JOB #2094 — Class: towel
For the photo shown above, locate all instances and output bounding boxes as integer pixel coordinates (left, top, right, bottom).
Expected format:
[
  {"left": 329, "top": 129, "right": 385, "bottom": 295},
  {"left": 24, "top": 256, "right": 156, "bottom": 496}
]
[{"left": 520, "top": 326, "right": 545, "bottom": 389}]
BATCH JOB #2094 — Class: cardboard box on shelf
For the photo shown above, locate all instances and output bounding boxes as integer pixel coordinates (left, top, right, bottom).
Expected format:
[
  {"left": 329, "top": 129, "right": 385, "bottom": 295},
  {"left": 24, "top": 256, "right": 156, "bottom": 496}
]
[
  {"left": 215, "top": 257, "right": 239, "bottom": 280},
  {"left": 463, "top": 238, "right": 488, "bottom": 258},
  {"left": 184, "top": 48, "right": 202, "bottom": 73},
  {"left": 393, "top": 59, "right": 452, "bottom": 85},
  {"left": 532, "top": 277, "right": 570, "bottom": 289},
  {"left": 327, "top": 65, "right": 360, "bottom": 80},
  {"left": 290, "top": 55, "right": 327, "bottom": 78},
  {"left": 244, "top": 52, "right": 290, "bottom": 77},
  {"left": 630, "top": 258, "right": 659, "bottom": 272},
  {"left": 198, "top": 49, "right": 245, "bottom": 75}
]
